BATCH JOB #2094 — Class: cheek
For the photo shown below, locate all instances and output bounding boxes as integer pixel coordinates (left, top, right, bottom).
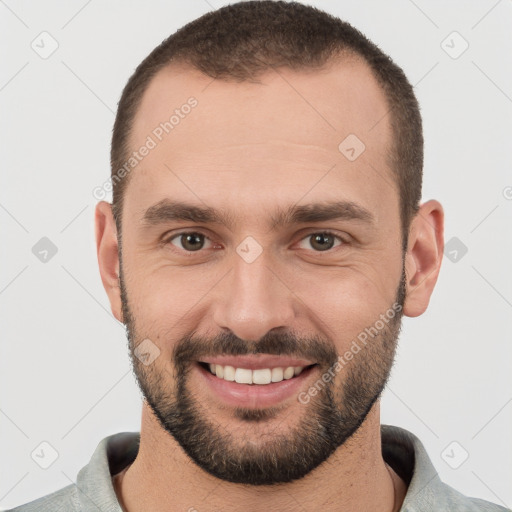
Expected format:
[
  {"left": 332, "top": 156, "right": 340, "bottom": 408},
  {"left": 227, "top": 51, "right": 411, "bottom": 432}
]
[
  {"left": 125, "top": 260, "right": 222, "bottom": 336},
  {"left": 287, "top": 263, "right": 400, "bottom": 345}
]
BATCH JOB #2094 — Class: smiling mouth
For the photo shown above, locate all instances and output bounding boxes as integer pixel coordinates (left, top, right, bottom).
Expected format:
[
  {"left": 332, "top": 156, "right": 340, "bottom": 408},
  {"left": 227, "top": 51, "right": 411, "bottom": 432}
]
[{"left": 198, "top": 361, "right": 318, "bottom": 385}]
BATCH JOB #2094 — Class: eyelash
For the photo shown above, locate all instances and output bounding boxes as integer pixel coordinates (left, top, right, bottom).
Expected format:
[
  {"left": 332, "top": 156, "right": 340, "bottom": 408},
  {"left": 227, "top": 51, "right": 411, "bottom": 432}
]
[{"left": 163, "top": 230, "right": 347, "bottom": 254}]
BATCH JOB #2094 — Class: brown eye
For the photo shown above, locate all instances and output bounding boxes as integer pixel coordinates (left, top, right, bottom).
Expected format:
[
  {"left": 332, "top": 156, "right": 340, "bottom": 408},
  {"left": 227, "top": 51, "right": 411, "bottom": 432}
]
[
  {"left": 298, "top": 232, "right": 342, "bottom": 252},
  {"left": 169, "top": 232, "right": 210, "bottom": 252}
]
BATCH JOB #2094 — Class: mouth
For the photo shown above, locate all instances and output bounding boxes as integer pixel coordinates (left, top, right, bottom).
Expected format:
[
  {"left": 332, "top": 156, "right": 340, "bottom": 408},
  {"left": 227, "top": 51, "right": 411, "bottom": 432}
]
[{"left": 195, "top": 360, "right": 320, "bottom": 409}]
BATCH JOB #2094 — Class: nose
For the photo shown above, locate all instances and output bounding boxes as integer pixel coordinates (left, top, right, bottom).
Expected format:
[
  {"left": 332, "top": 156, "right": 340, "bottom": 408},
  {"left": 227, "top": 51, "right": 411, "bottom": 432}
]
[{"left": 212, "top": 252, "right": 296, "bottom": 342}]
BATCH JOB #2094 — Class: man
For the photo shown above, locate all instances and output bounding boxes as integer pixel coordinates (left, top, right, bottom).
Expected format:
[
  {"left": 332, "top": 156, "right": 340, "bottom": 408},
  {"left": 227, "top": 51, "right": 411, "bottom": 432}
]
[{"left": 9, "top": 1, "right": 508, "bottom": 511}]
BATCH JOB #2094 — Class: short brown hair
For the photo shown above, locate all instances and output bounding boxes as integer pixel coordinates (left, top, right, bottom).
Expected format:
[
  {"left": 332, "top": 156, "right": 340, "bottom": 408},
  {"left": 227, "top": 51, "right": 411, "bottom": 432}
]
[{"left": 111, "top": 0, "right": 422, "bottom": 245}]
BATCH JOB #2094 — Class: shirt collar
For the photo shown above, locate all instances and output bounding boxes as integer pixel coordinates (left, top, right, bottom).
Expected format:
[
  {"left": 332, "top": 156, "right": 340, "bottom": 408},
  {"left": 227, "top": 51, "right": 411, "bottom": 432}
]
[
  {"left": 76, "top": 432, "right": 139, "bottom": 511},
  {"left": 75, "top": 425, "right": 445, "bottom": 511}
]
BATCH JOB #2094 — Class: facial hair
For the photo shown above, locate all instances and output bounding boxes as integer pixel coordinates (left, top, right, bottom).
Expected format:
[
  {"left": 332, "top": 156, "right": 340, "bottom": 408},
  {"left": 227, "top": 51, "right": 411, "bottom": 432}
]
[{"left": 119, "top": 258, "right": 406, "bottom": 486}]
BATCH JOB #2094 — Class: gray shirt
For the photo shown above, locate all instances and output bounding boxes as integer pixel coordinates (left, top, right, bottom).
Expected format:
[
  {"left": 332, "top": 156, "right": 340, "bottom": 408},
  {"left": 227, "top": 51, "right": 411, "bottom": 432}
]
[{"left": 7, "top": 425, "right": 509, "bottom": 511}]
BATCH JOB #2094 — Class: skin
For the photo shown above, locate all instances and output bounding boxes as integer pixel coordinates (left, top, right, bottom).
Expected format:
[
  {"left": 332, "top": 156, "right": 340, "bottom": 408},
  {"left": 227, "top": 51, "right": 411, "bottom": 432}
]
[{"left": 95, "top": 56, "right": 444, "bottom": 511}]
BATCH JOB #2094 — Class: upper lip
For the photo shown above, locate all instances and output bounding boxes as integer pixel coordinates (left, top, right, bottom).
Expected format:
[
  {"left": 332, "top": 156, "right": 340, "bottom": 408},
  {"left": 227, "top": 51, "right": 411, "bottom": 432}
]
[{"left": 199, "top": 355, "right": 316, "bottom": 370}]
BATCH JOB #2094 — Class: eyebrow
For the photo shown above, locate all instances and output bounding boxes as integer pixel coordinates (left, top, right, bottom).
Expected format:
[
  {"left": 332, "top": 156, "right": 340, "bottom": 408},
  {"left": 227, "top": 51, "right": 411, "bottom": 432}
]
[{"left": 141, "top": 198, "right": 374, "bottom": 231}]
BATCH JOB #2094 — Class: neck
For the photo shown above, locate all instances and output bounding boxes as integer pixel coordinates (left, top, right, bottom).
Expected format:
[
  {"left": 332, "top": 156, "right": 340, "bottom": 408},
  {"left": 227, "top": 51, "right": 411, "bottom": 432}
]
[{"left": 114, "top": 401, "right": 406, "bottom": 512}]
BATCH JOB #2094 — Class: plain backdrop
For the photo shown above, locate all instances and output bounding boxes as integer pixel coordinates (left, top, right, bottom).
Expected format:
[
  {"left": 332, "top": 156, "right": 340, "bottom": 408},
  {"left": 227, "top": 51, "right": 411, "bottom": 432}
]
[{"left": 1, "top": 0, "right": 511, "bottom": 509}]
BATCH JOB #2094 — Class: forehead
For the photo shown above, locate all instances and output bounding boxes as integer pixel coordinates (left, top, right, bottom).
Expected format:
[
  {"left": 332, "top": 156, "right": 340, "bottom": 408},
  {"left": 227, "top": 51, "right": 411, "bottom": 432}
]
[
  {"left": 124, "top": 57, "right": 396, "bottom": 227},
  {"left": 131, "top": 56, "right": 391, "bottom": 155}
]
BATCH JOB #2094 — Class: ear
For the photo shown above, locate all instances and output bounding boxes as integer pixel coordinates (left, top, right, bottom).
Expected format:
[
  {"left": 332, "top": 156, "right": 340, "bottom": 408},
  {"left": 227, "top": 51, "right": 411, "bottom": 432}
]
[
  {"left": 95, "top": 201, "right": 123, "bottom": 323},
  {"left": 403, "top": 200, "right": 444, "bottom": 317}
]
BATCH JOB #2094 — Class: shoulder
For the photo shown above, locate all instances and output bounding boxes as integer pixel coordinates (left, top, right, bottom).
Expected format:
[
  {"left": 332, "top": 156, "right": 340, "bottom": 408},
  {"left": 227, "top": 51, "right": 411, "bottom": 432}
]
[
  {"left": 381, "top": 425, "right": 510, "bottom": 512},
  {"left": 430, "top": 481, "right": 511, "bottom": 512},
  {"left": 5, "top": 483, "right": 79, "bottom": 512},
  {"left": 416, "top": 482, "right": 510, "bottom": 512},
  {"left": 5, "top": 431, "right": 138, "bottom": 512}
]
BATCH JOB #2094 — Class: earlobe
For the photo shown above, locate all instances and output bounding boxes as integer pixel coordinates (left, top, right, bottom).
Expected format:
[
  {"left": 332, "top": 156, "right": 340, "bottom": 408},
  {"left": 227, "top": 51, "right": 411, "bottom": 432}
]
[
  {"left": 403, "top": 200, "right": 444, "bottom": 318},
  {"left": 95, "top": 201, "right": 123, "bottom": 323}
]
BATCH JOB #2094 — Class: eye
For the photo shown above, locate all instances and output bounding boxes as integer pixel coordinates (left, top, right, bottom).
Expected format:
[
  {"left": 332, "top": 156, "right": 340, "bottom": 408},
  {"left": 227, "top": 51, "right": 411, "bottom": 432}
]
[
  {"left": 164, "top": 231, "right": 345, "bottom": 254},
  {"left": 167, "top": 232, "right": 214, "bottom": 252},
  {"left": 297, "top": 231, "right": 344, "bottom": 252}
]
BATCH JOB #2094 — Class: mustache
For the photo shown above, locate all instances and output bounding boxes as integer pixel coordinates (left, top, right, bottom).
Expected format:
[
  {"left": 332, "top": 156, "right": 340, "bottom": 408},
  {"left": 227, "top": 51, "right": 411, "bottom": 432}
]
[{"left": 172, "top": 329, "right": 338, "bottom": 368}]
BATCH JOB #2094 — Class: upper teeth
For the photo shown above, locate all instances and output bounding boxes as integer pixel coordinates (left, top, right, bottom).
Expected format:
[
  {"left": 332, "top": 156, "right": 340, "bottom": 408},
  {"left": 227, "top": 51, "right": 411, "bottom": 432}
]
[{"left": 208, "top": 364, "right": 306, "bottom": 385}]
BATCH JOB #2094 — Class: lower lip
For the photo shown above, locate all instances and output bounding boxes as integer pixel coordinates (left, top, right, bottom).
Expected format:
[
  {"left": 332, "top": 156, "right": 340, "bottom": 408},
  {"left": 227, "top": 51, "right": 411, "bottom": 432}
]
[{"left": 195, "top": 362, "right": 317, "bottom": 409}]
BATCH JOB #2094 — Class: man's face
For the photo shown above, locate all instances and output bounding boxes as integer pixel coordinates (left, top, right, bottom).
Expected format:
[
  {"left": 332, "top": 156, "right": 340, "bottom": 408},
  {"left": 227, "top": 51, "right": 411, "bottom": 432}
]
[{"left": 118, "top": 57, "right": 405, "bottom": 484}]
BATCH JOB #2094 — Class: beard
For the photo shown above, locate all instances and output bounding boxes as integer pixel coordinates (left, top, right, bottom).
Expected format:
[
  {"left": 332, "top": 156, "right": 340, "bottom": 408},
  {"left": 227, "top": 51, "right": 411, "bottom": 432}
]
[{"left": 119, "top": 258, "right": 406, "bottom": 486}]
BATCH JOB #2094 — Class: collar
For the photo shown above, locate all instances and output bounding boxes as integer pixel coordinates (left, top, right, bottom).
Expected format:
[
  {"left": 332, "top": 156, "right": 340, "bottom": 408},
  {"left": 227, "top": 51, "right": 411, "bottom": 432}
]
[{"left": 75, "top": 425, "right": 446, "bottom": 511}]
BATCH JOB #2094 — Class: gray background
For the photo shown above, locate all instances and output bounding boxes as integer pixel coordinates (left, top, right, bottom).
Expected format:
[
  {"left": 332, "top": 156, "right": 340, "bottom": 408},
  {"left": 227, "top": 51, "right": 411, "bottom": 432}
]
[{"left": 1, "top": 0, "right": 511, "bottom": 509}]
